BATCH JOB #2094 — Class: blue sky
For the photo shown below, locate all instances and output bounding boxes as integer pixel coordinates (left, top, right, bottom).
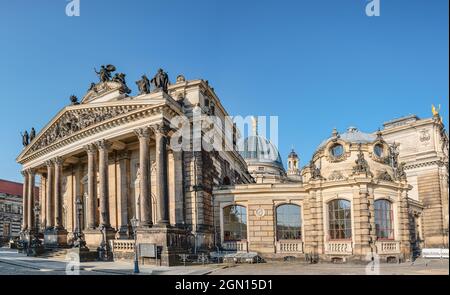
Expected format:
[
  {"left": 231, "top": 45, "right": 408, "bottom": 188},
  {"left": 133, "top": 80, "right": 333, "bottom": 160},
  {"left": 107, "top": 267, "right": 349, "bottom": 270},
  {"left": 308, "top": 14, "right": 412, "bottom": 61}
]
[{"left": 0, "top": 0, "right": 448, "bottom": 182}]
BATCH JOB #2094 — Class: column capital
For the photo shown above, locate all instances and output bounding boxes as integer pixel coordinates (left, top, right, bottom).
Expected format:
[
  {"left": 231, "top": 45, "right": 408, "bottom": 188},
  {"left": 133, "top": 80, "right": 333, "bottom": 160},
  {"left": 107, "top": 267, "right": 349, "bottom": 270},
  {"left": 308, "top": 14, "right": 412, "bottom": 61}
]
[
  {"left": 151, "top": 122, "right": 170, "bottom": 137},
  {"left": 45, "top": 160, "right": 53, "bottom": 167},
  {"left": 134, "top": 127, "right": 151, "bottom": 139},
  {"left": 96, "top": 139, "right": 112, "bottom": 151},
  {"left": 117, "top": 150, "right": 131, "bottom": 160},
  {"left": 21, "top": 170, "right": 28, "bottom": 177},
  {"left": 52, "top": 156, "right": 64, "bottom": 166},
  {"left": 25, "top": 168, "right": 36, "bottom": 176},
  {"left": 84, "top": 143, "right": 97, "bottom": 154}
]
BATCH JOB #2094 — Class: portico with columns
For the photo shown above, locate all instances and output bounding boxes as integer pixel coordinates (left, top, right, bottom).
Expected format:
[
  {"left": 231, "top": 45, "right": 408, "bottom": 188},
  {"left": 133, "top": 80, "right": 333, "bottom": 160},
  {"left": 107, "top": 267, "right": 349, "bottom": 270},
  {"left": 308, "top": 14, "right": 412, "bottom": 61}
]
[{"left": 17, "top": 68, "right": 252, "bottom": 265}]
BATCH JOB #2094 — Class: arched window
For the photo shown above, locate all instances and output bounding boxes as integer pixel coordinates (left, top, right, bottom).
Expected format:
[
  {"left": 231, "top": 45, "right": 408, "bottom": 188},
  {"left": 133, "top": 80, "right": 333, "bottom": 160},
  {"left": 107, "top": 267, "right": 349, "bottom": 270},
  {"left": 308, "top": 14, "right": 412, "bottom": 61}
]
[
  {"left": 223, "top": 205, "right": 247, "bottom": 241},
  {"left": 375, "top": 199, "right": 394, "bottom": 239},
  {"left": 328, "top": 199, "right": 352, "bottom": 240},
  {"left": 276, "top": 204, "right": 302, "bottom": 240}
]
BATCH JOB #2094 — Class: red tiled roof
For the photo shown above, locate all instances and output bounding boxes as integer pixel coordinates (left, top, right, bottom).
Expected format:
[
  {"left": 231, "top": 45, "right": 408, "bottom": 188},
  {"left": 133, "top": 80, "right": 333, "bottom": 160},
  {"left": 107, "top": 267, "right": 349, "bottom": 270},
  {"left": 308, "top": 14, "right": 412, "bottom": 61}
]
[{"left": 0, "top": 179, "right": 39, "bottom": 198}]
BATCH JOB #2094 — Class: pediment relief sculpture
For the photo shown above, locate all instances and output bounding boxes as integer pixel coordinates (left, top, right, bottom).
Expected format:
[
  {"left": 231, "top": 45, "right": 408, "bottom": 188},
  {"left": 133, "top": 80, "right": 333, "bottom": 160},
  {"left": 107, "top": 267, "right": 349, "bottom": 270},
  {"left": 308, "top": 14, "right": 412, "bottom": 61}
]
[{"left": 27, "top": 104, "right": 145, "bottom": 154}]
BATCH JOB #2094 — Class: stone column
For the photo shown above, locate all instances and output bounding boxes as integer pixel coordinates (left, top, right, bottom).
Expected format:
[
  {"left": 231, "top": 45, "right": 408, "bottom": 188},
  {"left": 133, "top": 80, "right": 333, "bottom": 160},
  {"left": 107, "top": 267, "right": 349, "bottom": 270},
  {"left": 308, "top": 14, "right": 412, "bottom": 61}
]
[
  {"left": 352, "top": 184, "right": 371, "bottom": 259},
  {"left": 85, "top": 144, "right": 97, "bottom": 229},
  {"left": 117, "top": 150, "right": 131, "bottom": 238},
  {"left": 154, "top": 123, "right": 170, "bottom": 226},
  {"left": 134, "top": 127, "right": 152, "bottom": 227},
  {"left": 21, "top": 170, "right": 29, "bottom": 231},
  {"left": 27, "top": 169, "right": 36, "bottom": 232},
  {"left": 40, "top": 174, "right": 46, "bottom": 231},
  {"left": 53, "top": 157, "right": 64, "bottom": 229},
  {"left": 45, "top": 160, "right": 54, "bottom": 229},
  {"left": 97, "top": 139, "right": 111, "bottom": 228},
  {"left": 171, "top": 151, "right": 185, "bottom": 226},
  {"left": 367, "top": 187, "right": 376, "bottom": 256},
  {"left": 398, "top": 188, "right": 411, "bottom": 259}
]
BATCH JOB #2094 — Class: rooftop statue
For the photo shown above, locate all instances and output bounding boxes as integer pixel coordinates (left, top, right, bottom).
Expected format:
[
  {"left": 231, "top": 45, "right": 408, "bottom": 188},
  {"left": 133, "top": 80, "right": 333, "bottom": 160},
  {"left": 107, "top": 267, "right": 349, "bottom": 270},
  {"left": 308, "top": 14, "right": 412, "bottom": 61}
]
[
  {"left": 136, "top": 75, "right": 151, "bottom": 95},
  {"left": 432, "top": 104, "right": 441, "bottom": 117},
  {"left": 151, "top": 68, "right": 169, "bottom": 93},
  {"left": 70, "top": 95, "right": 79, "bottom": 105},
  {"left": 88, "top": 82, "right": 96, "bottom": 92},
  {"left": 94, "top": 64, "right": 116, "bottom": 83},
  {"left": 30, "top": 127, "right": 36, "bottom": 142},
  {"left": 21, "top": 130, "right": 29, "bottom": 147},
  {"left": 112, "top": 73, "right": 131, "bottom": 94}
]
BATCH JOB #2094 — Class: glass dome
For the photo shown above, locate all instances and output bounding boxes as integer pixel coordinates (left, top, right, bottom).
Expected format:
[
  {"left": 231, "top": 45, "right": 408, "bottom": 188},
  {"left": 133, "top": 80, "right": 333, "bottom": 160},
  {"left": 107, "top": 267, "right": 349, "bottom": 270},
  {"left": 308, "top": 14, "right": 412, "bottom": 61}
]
[{"left": 239, "top": 135, "right": 284, "bottom": 169}]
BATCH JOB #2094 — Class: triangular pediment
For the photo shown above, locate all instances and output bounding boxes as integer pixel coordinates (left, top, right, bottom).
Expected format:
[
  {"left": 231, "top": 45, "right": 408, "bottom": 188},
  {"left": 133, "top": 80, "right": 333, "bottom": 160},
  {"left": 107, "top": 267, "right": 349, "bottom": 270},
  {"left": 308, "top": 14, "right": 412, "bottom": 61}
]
[
  {"left": 81, "top": 81, "right": 128, "bottom": 104},
  {"left": 17, "top": 103, "right": 152, "bottom": 162}
]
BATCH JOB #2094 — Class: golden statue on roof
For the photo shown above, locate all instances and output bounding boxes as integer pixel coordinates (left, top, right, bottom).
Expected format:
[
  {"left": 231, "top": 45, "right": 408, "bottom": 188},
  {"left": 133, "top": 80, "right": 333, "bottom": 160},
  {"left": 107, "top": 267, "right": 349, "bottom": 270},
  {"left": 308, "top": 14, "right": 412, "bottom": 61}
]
[{"left": 432, "top": 104, "right": 441, "bottom": 117}]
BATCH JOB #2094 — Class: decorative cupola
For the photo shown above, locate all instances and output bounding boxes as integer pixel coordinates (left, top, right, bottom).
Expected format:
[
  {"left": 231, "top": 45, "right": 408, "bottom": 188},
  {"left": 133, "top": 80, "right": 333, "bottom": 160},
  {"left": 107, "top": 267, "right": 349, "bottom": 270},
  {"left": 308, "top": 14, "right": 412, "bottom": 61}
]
[
  {"left": 286, "top": 147, "right": 302, "bottom": 182},
  {"left": 287, "top": 148, "right": 300, "bottom": 175}
]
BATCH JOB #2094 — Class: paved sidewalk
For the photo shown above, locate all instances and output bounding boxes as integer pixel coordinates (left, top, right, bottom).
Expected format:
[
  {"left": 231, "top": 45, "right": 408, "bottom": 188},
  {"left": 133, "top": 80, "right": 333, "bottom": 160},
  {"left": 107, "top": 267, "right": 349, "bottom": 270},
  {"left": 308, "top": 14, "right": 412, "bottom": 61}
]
[
  {"left": 0, "top": 248, "right": 223, "bottom": 275},
  {"left": 208, "top": 259, "right": 449, "bottom": 275},
  {"left": 1, "top": 248, "right": 448, "bottom": 275}
]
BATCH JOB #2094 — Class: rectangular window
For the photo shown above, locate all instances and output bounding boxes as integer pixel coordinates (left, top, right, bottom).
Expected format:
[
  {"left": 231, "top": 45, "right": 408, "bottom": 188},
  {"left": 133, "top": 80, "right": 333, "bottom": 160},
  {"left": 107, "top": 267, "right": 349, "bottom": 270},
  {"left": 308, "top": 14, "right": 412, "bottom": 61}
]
[{"left": 3, "top": 223, "right": 11, "bottom": 238}]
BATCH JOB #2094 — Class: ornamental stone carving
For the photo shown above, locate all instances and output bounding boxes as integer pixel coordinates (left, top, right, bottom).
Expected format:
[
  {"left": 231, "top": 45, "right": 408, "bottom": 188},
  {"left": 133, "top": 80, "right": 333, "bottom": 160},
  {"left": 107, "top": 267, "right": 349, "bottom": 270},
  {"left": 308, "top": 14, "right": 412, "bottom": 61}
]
[
  {"left": 352, "top": 145, "right": 373, "bottom": 177},
  {"left": 376, "top": 170, "right": 393, "bottom": 182},
  {"left": 395, "top": 162, "right": 407, "bottom": 181},
  {"left": 150, "top": 161, "right": 157, "bottom": 173},
  {"left": 151, "top": 122, "right": 170, "bottom": 137},
  {"left": 84, "top": 143, "right": 97, "bottom": 154},
  {"left": 255, "top": 207, "right": 266, "bottom": 218},
  {"left": 96, "top": 139, "right": 112, "bottom": 150},
  {"left": 29, "top": 105, "right": 142, "bottom": 153},
  {"left": 419, "top": 129, "right": 431, "bottom": 146},
  {"left": 328, "top": 170, "right": 346, "bottom": 181},
  {"left": 310, "top": 160, "right": 325, "bottom": 180},
  {"left": 134, "top": 127, "right": 151, "bottom": 139}
]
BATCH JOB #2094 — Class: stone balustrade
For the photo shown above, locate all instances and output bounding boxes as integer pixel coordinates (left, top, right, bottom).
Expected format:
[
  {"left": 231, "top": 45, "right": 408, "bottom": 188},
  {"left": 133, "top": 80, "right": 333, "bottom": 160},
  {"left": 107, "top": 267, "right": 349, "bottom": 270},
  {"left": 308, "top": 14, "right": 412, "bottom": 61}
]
[
  {"left": 325, "top": 241, "right": 353, "bottom": 255},
  {"left": 222, "top": 240, "right": 248, "bottom": 252},
  {"left": 110, "top": 239, "right": 135, "bottom": 253},
  {"left": 276, "top": 240, "right": 303, "bottom": 253},
  {"left": 375, "top": 240, "right": 400, "bottom": 254}
]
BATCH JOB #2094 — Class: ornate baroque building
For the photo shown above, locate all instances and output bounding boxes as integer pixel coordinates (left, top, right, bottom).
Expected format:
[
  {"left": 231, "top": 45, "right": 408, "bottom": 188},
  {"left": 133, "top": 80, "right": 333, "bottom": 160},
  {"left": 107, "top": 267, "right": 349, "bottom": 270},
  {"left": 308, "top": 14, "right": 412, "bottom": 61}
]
[
  {"left": 16, "top": 66, "right": 448, "bottom": 264},
  {"left": 382, "top": 114, "right": 449, "bottom": 248}
]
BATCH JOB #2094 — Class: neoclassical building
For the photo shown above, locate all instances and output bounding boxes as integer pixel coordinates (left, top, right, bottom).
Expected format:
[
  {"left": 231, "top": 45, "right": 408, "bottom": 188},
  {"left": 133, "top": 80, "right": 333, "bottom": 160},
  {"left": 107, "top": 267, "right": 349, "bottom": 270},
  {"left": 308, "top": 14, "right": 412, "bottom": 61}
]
[
  {"left": 17, "top": 67, "right": 252, "bottom": 264},
  {"left": 16, "top": 66, "right": 448, "bottom": 264}
]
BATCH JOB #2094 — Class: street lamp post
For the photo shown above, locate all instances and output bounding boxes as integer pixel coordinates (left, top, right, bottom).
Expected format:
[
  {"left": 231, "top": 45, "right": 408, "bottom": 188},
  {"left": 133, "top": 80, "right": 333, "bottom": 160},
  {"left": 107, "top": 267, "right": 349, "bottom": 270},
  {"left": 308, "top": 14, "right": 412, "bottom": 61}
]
[
  {"left": 34, "top": 204, "right": 40, "bottom": 236},
  {"left": 131, "top": 217, "right": 139, "bottom": 274},
  {"left": 28, "top": 205, "right": 43, "bottom": 256},
  {"left": 74, "top": 197, "right": 87, "bottom": 249}
]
